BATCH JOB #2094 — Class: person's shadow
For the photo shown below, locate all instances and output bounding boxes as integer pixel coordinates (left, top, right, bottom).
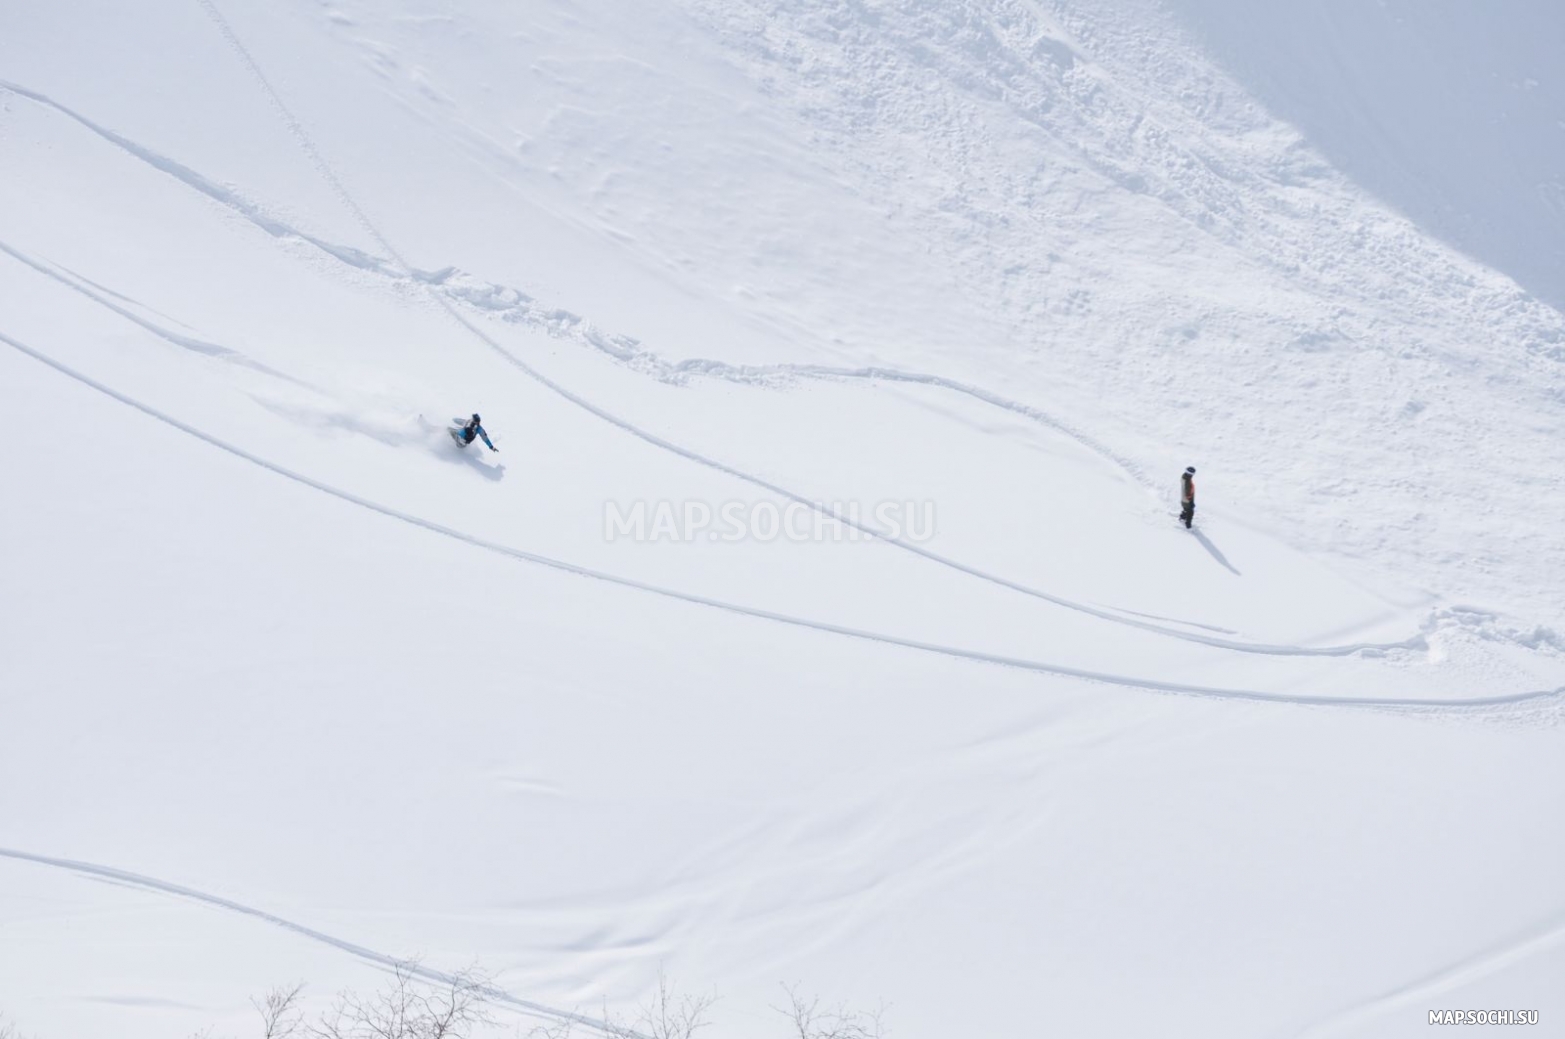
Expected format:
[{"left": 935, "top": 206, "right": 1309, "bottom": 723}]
[
  {"left": 440, "top": 443, "right": 506, "bottom": 482},
  {"left": 1192, "top": 527, "right": 1241, "bottom": 576}
]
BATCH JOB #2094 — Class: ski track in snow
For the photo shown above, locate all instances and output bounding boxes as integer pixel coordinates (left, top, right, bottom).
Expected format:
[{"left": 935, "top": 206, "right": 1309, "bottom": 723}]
[
  {"left": 4, "top": 327, "right": 1559, "bottom": 718},
  {"left": 0, "top": 78, "right": 397, "bottom": 278},
  {"left": 0, "top": 846, "right": 622, "bottom": 1036},
  {"left": 193, "top": 0, "right": 412, "bottom": 278},
  {"left": 0, "top": 76, "right": 1434, "bottom": 663},
  {"left": 0, "top": 236, "right": 314, "bottom": 390}
]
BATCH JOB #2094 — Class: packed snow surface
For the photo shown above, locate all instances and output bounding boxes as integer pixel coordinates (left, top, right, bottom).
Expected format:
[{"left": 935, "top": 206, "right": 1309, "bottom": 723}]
[{"left": 2, "top": 2, "right": 1563, "bottom": 1037}]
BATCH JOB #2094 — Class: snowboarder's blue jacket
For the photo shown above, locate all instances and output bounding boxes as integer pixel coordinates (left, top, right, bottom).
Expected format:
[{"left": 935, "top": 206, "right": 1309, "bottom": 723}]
[{"left": 461, "top": 420, "right": 496, "bottom": 450}]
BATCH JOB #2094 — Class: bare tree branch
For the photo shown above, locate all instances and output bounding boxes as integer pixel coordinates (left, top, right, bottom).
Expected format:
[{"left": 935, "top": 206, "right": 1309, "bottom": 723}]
[
  {"left": 300, "top": 961, "right": 493, "bottom": 1039},
  {"left": 0, "top": 1019, "right": 32, "bottom": 1039},
  {"left": 595, "top": 969, "right": 713, "bottom": 1039},
  {"left": 255, "top": 983, "right": 306, "bottom": 1039},
  {"left": 637, "top": 969, "right": 713, "bottom": 1039},
  {"left": 523, "top": 1019, "right": 576, "bottom": 1039},
  {"left": 774, "top": 983, "right": 887, "bottom": 1039}
]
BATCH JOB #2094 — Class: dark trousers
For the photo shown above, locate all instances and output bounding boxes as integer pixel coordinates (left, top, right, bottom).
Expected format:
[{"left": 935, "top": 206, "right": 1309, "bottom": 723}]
[{"left": 1180, "top": 501, "right": 1195, "bottom": 529}]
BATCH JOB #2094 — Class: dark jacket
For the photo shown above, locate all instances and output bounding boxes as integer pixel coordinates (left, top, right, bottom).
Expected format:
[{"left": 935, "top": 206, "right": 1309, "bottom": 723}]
[{"left": 463, "top": 419, "right": 497, "bottom": 451}]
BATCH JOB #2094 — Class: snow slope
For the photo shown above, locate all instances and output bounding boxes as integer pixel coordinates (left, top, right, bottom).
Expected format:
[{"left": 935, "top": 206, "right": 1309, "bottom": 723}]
[
  {"left": 2, "top": 2, "right": 1563, "bottom": 1037},
  {"left": 1165, "top": 0, "right": 1565, "bottom": 314}
]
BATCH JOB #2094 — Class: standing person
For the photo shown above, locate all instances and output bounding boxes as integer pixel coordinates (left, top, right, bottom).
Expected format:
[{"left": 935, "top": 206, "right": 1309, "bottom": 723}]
[{"left": 1180, "top": 466, "right": 1196, "bottom": 529}]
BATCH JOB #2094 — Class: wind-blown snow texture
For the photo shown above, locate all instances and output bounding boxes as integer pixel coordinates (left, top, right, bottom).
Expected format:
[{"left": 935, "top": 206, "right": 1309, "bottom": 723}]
[{"left": 2, "top": 2, "right": 1563, "bottom": 1038}]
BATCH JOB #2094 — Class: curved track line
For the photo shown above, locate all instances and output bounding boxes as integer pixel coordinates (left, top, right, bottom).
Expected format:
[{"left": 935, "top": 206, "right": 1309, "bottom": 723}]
[
  {"left": 0, "top": 846, "right": 618, "bottom": 1035},
  {"left": 4, "top": 329, "right": 1555, "bottom": 716},
  {"left": 0, "top": 237, "right": 312, "bottom": 389},
  {"left": 0, "top": 78, "right": 396, "bottom": 278},
  {"left": 420, "top": 309, "right": 1427, "bottom": 659},
  {"left": 677, "top": 358, "right": 1153, "bottom": 487},
  {"left": 194, "top": 0, "right": 408, "bottom": 273},
  {"left": 0, "top": 76, "right": 1424, "bottom": 660}
]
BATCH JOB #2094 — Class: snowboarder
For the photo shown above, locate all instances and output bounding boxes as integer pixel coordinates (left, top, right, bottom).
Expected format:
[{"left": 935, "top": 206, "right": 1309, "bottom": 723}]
[
  {"left": 1179, "top": 466, "right": 1196, "bottom": 529},
  {"left": 453, "top": 413, "right": 499, "bottom": 452}
]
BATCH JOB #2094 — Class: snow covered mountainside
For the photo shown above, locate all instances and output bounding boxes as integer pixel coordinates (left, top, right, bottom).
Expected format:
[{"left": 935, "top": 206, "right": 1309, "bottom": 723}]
[{"left": 2, "top": 1, "right": 1563, "bottom": 1037}]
